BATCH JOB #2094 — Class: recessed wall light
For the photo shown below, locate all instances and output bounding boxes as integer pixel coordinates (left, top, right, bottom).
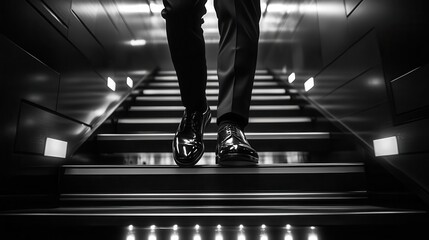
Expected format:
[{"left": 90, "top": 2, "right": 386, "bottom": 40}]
[
  {"left": 44, "top": 137, "right": 67, "bottom": 158},
  {"left": 288, "top": 72, "right": 296, "bottom": 83},
  {"left": 304, "top": 77, "right": 314, "bottom": 91},
  {"left": 107, "top": 77, "right": 116, "bottom": 91},
  {"left": 127, "top": 77, "right": 134, "bottom": 88},
  {"left": 373, "top": 136, "right": 399, "bottom": 157}
]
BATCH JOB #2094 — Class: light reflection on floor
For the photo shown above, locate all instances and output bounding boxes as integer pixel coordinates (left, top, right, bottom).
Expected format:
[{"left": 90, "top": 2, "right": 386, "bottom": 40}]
[
  {"left": 119, "top": 152, "right": 309, "bottom": 165},
  {"left": 124, "top": 224, "right": 319, "bottom": 240}
]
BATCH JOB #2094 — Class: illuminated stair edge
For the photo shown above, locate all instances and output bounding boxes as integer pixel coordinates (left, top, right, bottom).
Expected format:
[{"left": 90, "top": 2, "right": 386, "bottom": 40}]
[{"left": 97, "top": 132, "right": 330, "bottom": 140}]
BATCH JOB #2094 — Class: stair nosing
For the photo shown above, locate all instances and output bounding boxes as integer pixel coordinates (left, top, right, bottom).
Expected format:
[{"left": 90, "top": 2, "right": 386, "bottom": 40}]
[
  {"left": 116, "top": 117, "right": 313, "bottom": 124},
  {"left": 135, "top": 95, "right": 292, "bottom": 101},
  {"left": 62, "top": 164, "right": 365, "bottom": 175},
  {"left": 97, "top": 132, "right": 330, "bottom": 141},
  {"left": 129, "top": 105, "right": 301, "bottom": 111}
]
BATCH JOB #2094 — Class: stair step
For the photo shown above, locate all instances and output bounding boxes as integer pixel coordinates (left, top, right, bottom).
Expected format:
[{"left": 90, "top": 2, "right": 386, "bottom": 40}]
[
  {"left": 127, "top": 95, "right": 308, "bottom": 107},
  {"left": 98, "top": 132, "right": 330, "bottom": 141},
  {"left": 135, "top": 95, "right": 291, "bottom": 101},
  {"left": 117, "top": 117, "right": 312, "bottom": 124},
  {"left": 109, "top": 120, "right": 331, "bottom": 133},
  {"left": 96, "top": 151, "right": 364, "bottom": 165},
  {"left": 145, "top": 81, "right": 281, "bottom": 87},
  {"left": 59, "top": 164, "right": 366, "bottom": 193},
  {"left": 120, "top": 105, "right": 302, "bottom": 118},
  {"left": 59, "top": 191, "right": 369, "bottom": 207},
  {"left": 96, "top": 130, "right": 335, "bottom": 152},
  {"left": 129, "top": 105, "right": 301, "bottom": 111},
  {"left": 141, "top": 88, "right": 287, "bottom": 95},
  {"left": 128, "top": 98, "right": 304, "bottom": 107},
  {"left": 96, "top": 132, "right": 333, "bottom": 152},
  {"left": 61, "top": 191, "right": 367, "bottom": 202},
  {"left": 2, "top": 205, "right": 426, "bottom": 226},
  {"left": 154, "top": 75, "right": 274, "bottom": 81},
  {"left": 157, "top": 69, "right": 270, "bottom": 75}
]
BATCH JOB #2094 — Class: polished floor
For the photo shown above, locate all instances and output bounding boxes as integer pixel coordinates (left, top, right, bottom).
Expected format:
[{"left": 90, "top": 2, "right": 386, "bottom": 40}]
[{"left": 106, "top": 152, "right": 310, "bottom": 165}]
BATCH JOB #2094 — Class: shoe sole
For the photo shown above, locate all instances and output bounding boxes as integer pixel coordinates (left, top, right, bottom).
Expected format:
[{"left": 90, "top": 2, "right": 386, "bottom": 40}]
[
  {"left": 173, "top": 111, "right": 212, "bottom": 167},
  {"left": 216, "top": 153, "right": 259, "bottom": 167}
]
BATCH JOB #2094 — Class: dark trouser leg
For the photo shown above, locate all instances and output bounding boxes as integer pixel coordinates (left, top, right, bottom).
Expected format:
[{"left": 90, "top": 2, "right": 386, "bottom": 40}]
[
  {"left": 214, "top": 0, "right": 261, "bottom": 128},
  {"left": 162, "top": 0, "right": 208, "bottom": 111}
]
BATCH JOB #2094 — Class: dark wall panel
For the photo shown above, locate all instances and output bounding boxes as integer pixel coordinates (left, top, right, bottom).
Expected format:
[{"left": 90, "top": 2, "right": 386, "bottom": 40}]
[
  {"left": 375, "top": 0, "right": 429, "bottom": 82},
  {"left": 317, "top": 66, "right": 387, "bottom": 118},
  {"left": 71, "top": 0, "right": 115, "bottom": 77},
  {"left": 310, "top": 30, "right": 381, "bottom": 100},
  {"left": 43, "top": 0, "right": 73, "bottom": 26},
  {"left": 56, "top": 70, "right": 114, "bottom": 125},
  {"left": 291, "top": 1, "right": 323, "bottom": 90},
  {"left": 27, "top": 0, "right": 70, "bottom": 36},
  {"left": 344, "top": 0, "right": 362, "bottom": 16},
  {"left": 340, "top": 102, "right": 392, "bottom": 144},
  {"left": 317, "top": 0, "right": 347, "bottom": 65},
  {"left": 385, "top": 153, "right": 429, "bottom": 201},
  {"left": 67, "top": 7, "right": 107, "bottom": 74},
  {"left": 0, "top": 34, "right": 59, "bottom": 111},
  {"left": 345, "top": 0, "right": 384, "bottom": 47},
  {"left": 15, "top": 102, "right": 90, "bottom": 157},
  {"left": 391, "top": 118, "right": 429, "bottom": 155},
  {"left": 0, "top": 33, "right": 59, "bottom": 175},
  {"left": 0, "top": 0, "right": 72, "bottom": 73},
  {"left": 391, "top": 63, "right": 429, "bottom": 115}
]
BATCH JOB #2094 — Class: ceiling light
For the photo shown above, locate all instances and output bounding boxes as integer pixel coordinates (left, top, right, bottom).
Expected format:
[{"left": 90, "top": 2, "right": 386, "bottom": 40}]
[
  {"left": 130, "top": 39, "right": 147, "bottom": 46},
  {"left": 117, "top": 4, "right": 150, "bottom": 13}
]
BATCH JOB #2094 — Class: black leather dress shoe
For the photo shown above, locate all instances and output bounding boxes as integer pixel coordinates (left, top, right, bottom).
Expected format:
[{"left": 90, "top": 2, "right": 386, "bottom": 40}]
[
  {"left": 215, "top": 124, "right": 259, "bottom": 166},
  {"left": 173, "top": 106, "right": 211, "bottom": 167}
]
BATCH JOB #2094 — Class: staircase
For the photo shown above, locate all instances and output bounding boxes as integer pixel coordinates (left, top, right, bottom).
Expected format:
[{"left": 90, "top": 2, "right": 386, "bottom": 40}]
[{"left": 1, "top": 70, "right": 427, "bottom": 239}]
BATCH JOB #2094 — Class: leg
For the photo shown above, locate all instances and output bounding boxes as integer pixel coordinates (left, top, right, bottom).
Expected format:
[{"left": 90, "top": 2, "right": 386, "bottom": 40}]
[
  {"left": 162, "top": 0, "right": 208, "bottom": 111},
  {"left": 214, "top": 0, "right": 261, "bottom": 127},
  {"left": 162, "top": 0, "right": 212, "bottom": 167},
  {"left": 214, "top": 0, "right": 261, "bottom": 166}
]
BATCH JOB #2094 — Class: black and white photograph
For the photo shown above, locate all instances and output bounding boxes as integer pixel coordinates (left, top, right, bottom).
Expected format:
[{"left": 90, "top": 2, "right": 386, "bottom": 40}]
[{"left": 1, "top": 0, "right": 429, "bottom": 239}]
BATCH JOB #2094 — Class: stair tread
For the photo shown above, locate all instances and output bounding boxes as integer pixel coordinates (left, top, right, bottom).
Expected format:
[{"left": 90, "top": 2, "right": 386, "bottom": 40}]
[
  {"left": 128, "top": 105, "right": 301, "bottom": 111},
  {"left": 62, "top": 163, "right": 364, "bottom": 175},
  {"left": 116, "top": 117, "right": 313, "bottom": 124},
  {"left": 97, "top": 132, "right": 330, "bottom": 140},
  {"left": 2, "top": 205, "right": 425, "bottom": 222}
]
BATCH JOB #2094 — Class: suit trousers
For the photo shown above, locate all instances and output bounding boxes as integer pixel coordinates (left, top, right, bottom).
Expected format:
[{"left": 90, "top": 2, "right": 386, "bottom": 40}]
[{"left": 162, "top": 0, "right": 261, "bottom": 127}]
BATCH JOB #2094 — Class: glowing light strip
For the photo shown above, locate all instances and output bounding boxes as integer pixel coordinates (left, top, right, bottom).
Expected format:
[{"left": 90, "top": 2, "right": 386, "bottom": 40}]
[
  {"left": 157, "top": 70, "right": 268, "bottom": 75},
  {"left": 154, "top": 75, "right": 274, "bottom": 81},
  {"left": 118, "top": 117, "right": 311, "bottom": 124},
  {"left": 142, "top": 89, "right": 286, "bottom": 95},
  {"left": 97, "top": 132, "right": 330, "bottom": 140},
  {"left": 63, "top": 191, "right": 366, "bottom": 197},
  {"left": 129, "top": 105, "right": 300, "bottom": 111},
  {"left": 147, "top": 82, "right": 279, "bottom": 87},
  {"left": 5, "top": 210, "right": 424, "bottom": 217},
  {"left": 64, "top": 163, "right": 364, "bottom": 175},
  {"left": 135, "top": 95, "right": 291, "bottom": 101}
]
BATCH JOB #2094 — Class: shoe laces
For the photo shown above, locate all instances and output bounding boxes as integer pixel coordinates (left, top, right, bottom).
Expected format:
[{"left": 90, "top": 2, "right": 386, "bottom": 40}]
[
  {"left": 184, "top": 110, "right": 202, "bottom": 132},
  {"left": 223, "top": 124, "right": 240, "bottom": 136}
]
